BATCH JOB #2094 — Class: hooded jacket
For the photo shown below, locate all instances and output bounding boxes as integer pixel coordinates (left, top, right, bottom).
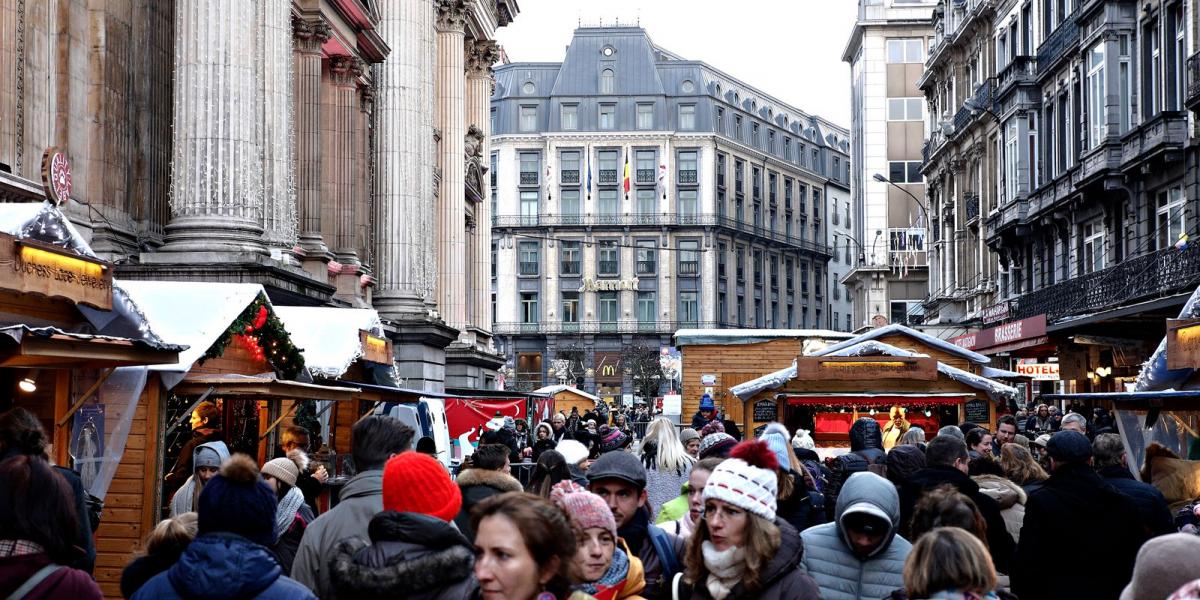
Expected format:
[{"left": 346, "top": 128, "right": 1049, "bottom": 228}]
[
  {"left": 0, "top": 552, "right": 101, "bottom": 600},
  {"left": 973, "top": 474, "right": 1027, "bottom": 544},
  {"left": 674, "top": 519, "right": 820, "bottom": 600},
  {"left": 801, "top": 471, "right": 912, "bottom": 600},
  {"left": 291, "top": 470, "right": 384, "bottom": 599},
  {"left": 133, "top": 533, "right": 315, "bottom": 600},
  {"left": 329, "top": 511, "right": 476, "bottom": 600},
  {"left": 452, "top": 468, "right": 523, "bottom": 541},
  {"left": 170, "top": 441, "right": 231, "bottom": 517},
  {"left": 849, "top": 418, "right": 886, "bottom": 465},
  {"left": 532, "top": 422, "right": 557, "bottom": 462}
]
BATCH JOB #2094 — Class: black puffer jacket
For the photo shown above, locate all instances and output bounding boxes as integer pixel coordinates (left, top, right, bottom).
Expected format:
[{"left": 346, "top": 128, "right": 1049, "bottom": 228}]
[
  {"left": 849, "top": 417, "right": 886, "bottom": 464},
  {"left": 329, "top": 512, "right": 477, "bottom": 600}
]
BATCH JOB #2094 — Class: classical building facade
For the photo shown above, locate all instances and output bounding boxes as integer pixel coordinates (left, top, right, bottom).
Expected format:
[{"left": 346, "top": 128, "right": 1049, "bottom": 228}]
[
  {"left": 919, "top": 0, "right": 1003, "bottom": 327},
  {"left": 490, "top": 25, "right": 848, "bottom": 398},
  {"left": 0, "top": 0, "right": 517, "bottom": 391},
  {"left": 843, "top": 0, "right": 938, "bottom": 329}
]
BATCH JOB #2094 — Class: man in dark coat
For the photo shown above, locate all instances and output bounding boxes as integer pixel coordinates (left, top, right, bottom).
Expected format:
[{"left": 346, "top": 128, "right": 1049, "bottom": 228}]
[
  {"left": 1093, "top": 433, "right": 1174, "bottom": 536},
  {"left": 1012, "top": 431, "right": 1147, "bottom": 600},
  {"left": 452, "top": 443, "right": 522, "bottom": 541},
  {"left": 898, "top": 434, "right": 1016, "bottom": 575},
  {"left": 824, "top": 417, "right": 888, "bottom": 509}
]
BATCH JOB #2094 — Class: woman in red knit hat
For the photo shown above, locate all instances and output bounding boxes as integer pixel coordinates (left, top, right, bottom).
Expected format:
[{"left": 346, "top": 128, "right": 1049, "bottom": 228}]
[{"left": 329, "top": 451, "right": 477, "bottom": 599}]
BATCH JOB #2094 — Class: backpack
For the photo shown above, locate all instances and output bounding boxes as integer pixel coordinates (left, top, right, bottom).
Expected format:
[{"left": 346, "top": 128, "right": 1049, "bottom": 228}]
[{"left": 647, "top": 524, "right": 682, "bottom": 584}]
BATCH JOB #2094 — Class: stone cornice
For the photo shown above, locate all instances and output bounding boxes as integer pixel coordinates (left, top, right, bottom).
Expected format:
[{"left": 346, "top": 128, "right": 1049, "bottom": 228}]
[{"left": 436, "top": 0, "right": 469, "bottom": 33}]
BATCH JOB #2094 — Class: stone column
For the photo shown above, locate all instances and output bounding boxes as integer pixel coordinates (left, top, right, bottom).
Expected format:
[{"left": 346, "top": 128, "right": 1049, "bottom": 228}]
[
  {"left": 436, "top": 0, "right": 468, "bottom": 329},
  {"left": 374, "top": 0, "right": 433, "bottom": 318},
  {"left": 162, "top": 0, "right": 264, "bottom": 254},
  {"left": 466, "top": 39, "right": 499, "bottom": 334},
  {"left": 292, "top": 16, "right": 331, "bottom": 258},
  {"left": 420, "top": 0, "right": 437, "bottom": 309},
  {"left": 259, "top": 0, "right": 295, "bottom": 248},
  {"left": 330, "top": 55, "right": 363, "bottom": 266}
]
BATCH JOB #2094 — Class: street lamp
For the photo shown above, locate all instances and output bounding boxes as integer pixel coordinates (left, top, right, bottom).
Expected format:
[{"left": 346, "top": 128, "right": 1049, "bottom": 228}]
[{"left": 872, "top": 173, "right": 930, "bottom": 222}]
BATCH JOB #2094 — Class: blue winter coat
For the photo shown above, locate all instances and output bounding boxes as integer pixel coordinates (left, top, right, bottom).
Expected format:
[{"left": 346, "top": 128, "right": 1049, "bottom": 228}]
[
  {"left": 801, "top": 471, "right": 912, "bottom": 600},
  {"left": 133, "top": 533, "right": 316, "bottom": 600}
]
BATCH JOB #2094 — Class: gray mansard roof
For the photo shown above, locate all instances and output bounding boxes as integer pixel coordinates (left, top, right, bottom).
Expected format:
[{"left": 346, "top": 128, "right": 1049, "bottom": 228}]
[{"left": 492, "top": 26, "right": 849, "bottom": 155}]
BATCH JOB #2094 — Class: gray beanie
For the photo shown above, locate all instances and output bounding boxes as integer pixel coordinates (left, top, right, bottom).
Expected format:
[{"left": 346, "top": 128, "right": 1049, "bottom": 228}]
[
  {"left": 679, "top": 428, "right": 700, "bottom": 444},
  {"left": 195, "top": 446, "right": 223, "bottom": 469}
]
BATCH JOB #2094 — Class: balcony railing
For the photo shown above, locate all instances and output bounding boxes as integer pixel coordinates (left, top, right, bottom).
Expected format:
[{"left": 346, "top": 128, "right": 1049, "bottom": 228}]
[
  {"left": 561, "top": 170, "right": 580, "bottom": 184},
  {"left": 1036, "top": 15, "right": 1079, "bottom": 76},
  {"left": 679, "top": 170, "right": 698, "bottom": 184},
  {"left": 493, "top": 213, "right": 833, "bottom": 256},
  {"left": 598, "top": 169, "right": 618, "bottom": 184},
  {"left": 560, "top": 262, "right": 581, "bottom": 276},
  {"left": 1188, "top": 52, "right": 1200, "bottom": 111},
  {"left": 519, "top": 171, "right": 539, "bottom": 185},
  {"left": 996, "top": 55, "right": 1036, "bottom": 99},
  {"left": 678, "top": 261, "right": 699, "bottom": 276},
  {"left": 1012, "top": 244, "right": 1200, "bottom": 322},
  {"left": 519, "top": 262, "right": 538, "bottom": 276},
  {"left": 636, "top": 261, "right": 656, "bottom": 275},
  {"left": 598, "top": 261, "right": 619, "bottom": 275},
  {"left": 493, "top": 321, "right": 730, "bottom": 335},
  {"left": 636, "top": 169, "right": 655, "bottom": 183}
]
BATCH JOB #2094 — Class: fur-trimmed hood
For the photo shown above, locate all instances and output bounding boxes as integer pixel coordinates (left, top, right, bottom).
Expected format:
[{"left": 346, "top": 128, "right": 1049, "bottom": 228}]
[
  {"left": 455, "top": 467, "right": 523, "bottom": 493},
  {"left": 329, "top": 511, "right": 476, "bottom": 599},
  {"left": 973, "top": 474, "right": 1027, "bottom": 509}
]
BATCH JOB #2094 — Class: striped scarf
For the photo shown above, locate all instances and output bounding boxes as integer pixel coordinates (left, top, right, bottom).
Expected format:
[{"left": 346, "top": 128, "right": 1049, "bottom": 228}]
[
  {"left": 576, "top": 546, "right": 630, "bottom": 600},
  {"left": 274, "top": 486, "right": 306, "bottom": 540}
]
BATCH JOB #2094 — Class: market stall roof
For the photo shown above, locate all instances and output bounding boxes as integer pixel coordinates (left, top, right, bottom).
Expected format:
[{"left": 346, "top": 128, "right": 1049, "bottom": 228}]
[
  {"left": 731, "top": 339, "right": 1017, "bottom": 403},
  {"left": 0, "top": 324, "right": 185, "bottom": 368},
  {"left": 0, "top": 201, "right": 96, "bottom": 258},
  {"left": 981, "top": 366, "right": 1026, "bottom": 379},
  {"left": 273, "top": 306, "right": 384, "bottom": 378},
  {"left": 117, "top": 281, "right": 275, "bottom": 375},
  {"left": 816, "top": 324, "right": 992, "bottom": 365},
  {"left": 1043, "top": 391, "right": 1200, "bottom": 411},
  {"left": 173, "top": 374, "right": 360, "bottom": 402},
  {"left": 1136, "top": 282, "right": 1200, "bottom": 392},
  {"left": 674, "top": 328, "right": 854, "bottom": 347},
  {"left": 533, "top": 384, "right": 600, "bottom": 402}
]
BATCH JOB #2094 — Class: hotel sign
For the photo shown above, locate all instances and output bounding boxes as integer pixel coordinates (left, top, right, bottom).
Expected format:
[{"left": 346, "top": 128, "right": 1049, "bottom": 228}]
[
  {"left": 1, "top": 234, "right": 112, "bottom": 309},
  {"left": 579, "top": 277, "right": 640, "bottom": 292},
  {"left": 1014, "top": 362, "right": 1060, "bottom": 381}
]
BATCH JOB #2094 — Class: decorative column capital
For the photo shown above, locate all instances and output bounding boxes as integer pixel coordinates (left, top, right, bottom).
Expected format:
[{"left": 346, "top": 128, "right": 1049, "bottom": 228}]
[
  {"left": 330, "top": 55, "right": 364, "bottom": 87},
  {"left": 359, "top": 82, "right": 376, "bottom": 114},
  {"left": 436, "top": 0, "right": 469, "bottom": 33},
  {"left": 465, "top": 40, "right": 500, "bottom": 78},
  {"left": 293, "top": 16, "right": 332, "bottom": 53}
]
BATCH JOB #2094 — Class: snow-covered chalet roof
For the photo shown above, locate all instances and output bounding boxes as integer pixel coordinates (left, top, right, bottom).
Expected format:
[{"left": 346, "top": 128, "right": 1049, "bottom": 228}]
[
  {"left": 674, "top": 328, "right": 853, "bottom": 347},
  {"left": 730, "top": 360, "right": 796, "bottom": 401},
  {"left": 0, "top": 201, "right": 96, "bottom": 258},
  {"left": 273, "top": 307, "right": 384, "bottom": 379},
  {"left": 816, "top": 323, "right": 991, "bottom": 365},
  {"left": 533, "top": 384, "right": 601, "bottom": 402}
]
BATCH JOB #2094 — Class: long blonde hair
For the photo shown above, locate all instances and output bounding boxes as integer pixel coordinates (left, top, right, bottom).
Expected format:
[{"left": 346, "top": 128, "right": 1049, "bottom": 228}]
[
  {"left": 143, "top": 512, "right": 198, "bottom": 556},
  {"left": 1000, "top": 443, "right": 1048, "bottom": 485},
  {"left": 643, "top": 417, "right": 695, "bottom": 475}
]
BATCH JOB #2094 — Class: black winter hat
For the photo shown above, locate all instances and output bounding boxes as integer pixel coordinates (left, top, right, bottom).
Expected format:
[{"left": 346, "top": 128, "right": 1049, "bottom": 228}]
[
  {"left": 198, "top": 454, "right": 279, "bottom": 547},
  {"left": 1047, "top": 430, "right": 1092, "bottom": 464}
]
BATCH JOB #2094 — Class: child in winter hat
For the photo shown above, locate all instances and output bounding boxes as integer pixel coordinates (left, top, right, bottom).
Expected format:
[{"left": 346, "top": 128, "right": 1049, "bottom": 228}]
[
  {"left": 698, "top": 432, "right": 737, "bottom": 460},
  {"left": 758, "top": 423, "right": 793, "bottom": 473},
  {"left": 702, "top": 440, "right": 780, "bottom": 522}
]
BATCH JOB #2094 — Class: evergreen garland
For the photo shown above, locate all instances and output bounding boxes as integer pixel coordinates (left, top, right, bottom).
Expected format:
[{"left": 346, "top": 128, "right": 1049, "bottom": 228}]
[{"left": 201, "top": 293, "right": 306, "bottom": 380}]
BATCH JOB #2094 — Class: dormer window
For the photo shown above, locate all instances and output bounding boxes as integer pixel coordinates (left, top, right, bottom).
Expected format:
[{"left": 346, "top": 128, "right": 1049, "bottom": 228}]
[{"left": 600, "top": 68, "right": 615, "bottom": 94}]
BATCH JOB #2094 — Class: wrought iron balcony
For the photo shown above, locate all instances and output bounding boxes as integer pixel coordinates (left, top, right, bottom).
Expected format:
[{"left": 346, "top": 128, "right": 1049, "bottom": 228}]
[
  {"left": 598, "top": 169, "right": 618, "bottom": 184},
  {"left": 1012, "top": 244, "right": 1200, "bottom": 322},
  {"left": 1188, "top": 52, "right": 1200, "bottom": 112},
  {"left": 636, "top": 169, "right": 655, "bottom": 184},
  {"left": 679, "top": 170, "right": 698, "bottom": 184},
  {"left": 561, "top": 170, "right": 580, "bottom": 184},
  {"left": 996, "top": 55, "right": 1037, "bottom": 99},
  {"left": 519, "top": 171, "right": 539, "bottom": 185},
  {"left": 1036, "top": 15, "right": 1079, "bottom": 76}
]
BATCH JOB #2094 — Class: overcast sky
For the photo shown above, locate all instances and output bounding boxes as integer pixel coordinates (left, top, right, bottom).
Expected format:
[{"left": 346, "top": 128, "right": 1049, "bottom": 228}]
[{"left": 494, "top": 0, "right": 859, "bottom": 127}]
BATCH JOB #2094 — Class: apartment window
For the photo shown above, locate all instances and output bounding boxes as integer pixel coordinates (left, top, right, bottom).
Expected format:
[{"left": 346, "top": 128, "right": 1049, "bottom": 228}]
[
  {"left": 1119, "top": 34, "right": 1132, "bottom": 134},
  {"left": 801, "top": 263, "right": 809, "bottom": 294},
  {"left": 520, "top": 191, "right": 539, "bottom": 224},
  {"left": 1083, "top": 220, "right": 1105, "bottom": 274},
  {"left": 599, "top": 104, "right": 616, "bottom": 130},
  {"left": 755, "top": 298, "right": 764, "bottom": 327},
  {"left": 561, "top": 104, "right": 578, "bottom": 130},
  {"left": 734, "top": 160, "right": 745, "bottom": 194},
  {"left": 1145, "top": 20, "right": 1161, "bottom": 117},
  {"left": 678, "top": 150, "right": 698, "bottom": 184},
  {"left": 834, "top": 311, "right": 840, "bottom": 328},
  {"left": 736, "top": 246, "right": 745, "bottom": 282},
  {"left": 599, "top": 292, "right": 619, "bottom": 324},
  {"left": 560, "top": 241, "right": 581, "bottom": 276},
  {"left": 769, "top": 255, "right": 779, "bottom": 289},
  {"left": 636, "top": 240, "right": 656, "bottom": 275},
  {"left": 887, "top": 98, "right": 924, "bottom": 121},
  {"left": 519, "top": 152, "right": 539, "bottom": 186},
  {"left": 1004, "top": 121, "right": 1018, "bottom": 202},
  {"left": 598, "top": 150, "right": 619, "bottom": 184},
  {"left": 846, "top": 313, "right": 853, "bottom": 332},
  {"left": 636, "top": 103, "right": 653, "bottom": 130},
  {"left": 490, "top": 107, "right": 497, "bottom": 133},
  {"left": 678, "top": 190, "right": 698, "bottom": 217},
  {"left": 678, "top": 292, "right": 699, "bottom": 326},
  {"left": 678, "top": 240, "right": 700, "bottom": 275},
  {"left": 520, "top": 292, "right": 539, "bottom": 323},
  {"left": 1157, "top": 187, "right": 1186, "bottom": 250},
  {"left": 519, "top": 106, "right": 537, "bottom": 132},
  {"left": 784, "top": 137, "right": 793, "bottom": 161},
  {"left": 717, "top": 153, "right": 727, "bottom": 188},
  {"left": 889, "top": 228, "right": 926, "bottom": 252},
  {"left": 518, "top": 241, "right": 539, "bottom": 276},
  {"left": 560, "top": 292, "right": 580, "bottom": 325},
  {"left": 679, "top": 104, "right": 696, "bottom": 130},
  {"left": 753, "top": 250, "right": 763, "bottom": 285},
  {"left": 1045, "top": 102, "right": 1057, "bottom": 178},
  {"left": 718, "top": 243, "right": 728, "bottom": 278},
  {"left": 491, "top": 241, "right": 497, "bottom": 279},
  {"left": 636, "top": 150, "right": 656, "bottom": 184},
  {"left": 768, "top": 173, "right": 778, "bottom": 205},
  {"left": 719, "top": 293, "right": 728, "bottom": 324},
  {"left": 715, "top": 107, "right": 724, "bottom": 133},
  {"left": 489, "top": 152, "right": 498, "bottom": 189},
  {"left": 1021, "top": 3, "right": 1033, "bottom": 54},
  {"left": 888, "top": 161, "right": 923, "bottom": 184},
  {"left": 752, "top": 122, "right": 761, "bottom": 148},
  {"left": 812, "top": 149, "right": 821, "bottom": 173},
  {"left": 832, "top": 157, "right": 841, "bottom": 181},
  {"left": 752, "top": 167, "right": 761, "bottom": 199},
  {"left": 598, "top": 241, "right": 619, "bottom": 276},
  {"left": 833, "top": 276, "right": 841, "bottom": 300},
  {"left": 734, "top": 115, "right": 743, "bottom": 140},
  {"left": 1173, "top": 5, "right": 1186, "bottom": 110},
  {"left": 1086, "top": 42, "right": 1106, "bottom": 148},
  {"left": 887, "top": 38, "right": 924, "bottom": 63},
  {"left": 890, "top": 301, "right": 922, "bottom": 326},
  {"left": 801, "top": 306, "right": 808, "bottom": 328},
  {"left": 561, "top": 190, "right": 581, "bottom": 221},
  {"left": 600, "top": 68, "right": 615, "bottom": 94},
  {"left": 814, "top": 266, "right": 823, "bottom": 297},
  {"left": 636, "top": 189, "right": 656, "bottom": 216},
  {"left": 768, "top": 130, "right": 776, "bottom": 153},
  {"left": 560, "top": 150, "right": 581, "bottom": 184},
  {"left": 785, "top": 258, "right": 794, "bottom": 291},
  {"left": 832, "top": 234, "right": 840, "bottom": 262},
  {"left": 636, "top": 292, "right": 656, "bottom": 324},
  {"left": 598, "top": 189, "right": 618, "bottom": 217}
]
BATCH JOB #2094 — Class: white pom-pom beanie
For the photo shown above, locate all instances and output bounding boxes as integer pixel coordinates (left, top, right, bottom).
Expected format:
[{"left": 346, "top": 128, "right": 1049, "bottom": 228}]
[{"left": 702, "top": 440, "right": 779, "bottom": 522}]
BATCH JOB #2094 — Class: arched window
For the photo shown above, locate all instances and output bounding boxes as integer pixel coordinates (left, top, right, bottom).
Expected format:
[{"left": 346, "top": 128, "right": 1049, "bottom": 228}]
[{"left": 600, "top": 69, "right": 615, "bottom": 94}]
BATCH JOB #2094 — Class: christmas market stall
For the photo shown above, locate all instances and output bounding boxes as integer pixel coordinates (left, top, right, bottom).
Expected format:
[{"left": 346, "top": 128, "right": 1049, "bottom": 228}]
[
  {"left": 674, "top": 328, "right": 855, "bottom": 432},
  {"left": 0, "top": 201, "right": 187, "bottom": 597},
  {"left": 116, "top": 281, "right": 359, "bottom": 520},
  {"left": 533, "top": 384, "right": 599, "bottom": 419},
  {"left": 728, "top": 325, "right": 1019, "bottom": 449}
]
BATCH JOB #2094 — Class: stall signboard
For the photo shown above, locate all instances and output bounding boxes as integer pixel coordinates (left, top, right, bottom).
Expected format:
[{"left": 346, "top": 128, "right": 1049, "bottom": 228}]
[
  {"left": 950, "top": 315, "right": 1047, "bottom": 351},
  {"left": 963, "top": 399, "right": 990, "bottom": 425},
  {"left": 701, "top": 374, "right": 717, "bottom": 385},
  {"left": 796, "top": 356, "right": 938, "bottom": 381},
  {"left": 1, "top": 234, "right": 112, "bottom": 309},
  {"left": 444, "top": 397, "right": 527, "bottom": 444},
  {"left": 359, "top": 330, "right": 393, "bottom": 364},
  {"left": 1015, "top": 362, "right": 1060, "bottom": 381},
  {"left": 1167, "top": 319, "right": 1200, "bottom": 370},
  {"left": 661, "top": 394, "right": 682, "bottom": 416},
  {"left": 752, "top": 399, "right": 778, "bottom": 422}
]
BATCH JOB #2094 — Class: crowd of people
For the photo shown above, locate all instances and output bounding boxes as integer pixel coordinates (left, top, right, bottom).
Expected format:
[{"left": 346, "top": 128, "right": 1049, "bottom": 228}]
[{"left": 3, "top": 400, "right": 1200, "bottom": 600}]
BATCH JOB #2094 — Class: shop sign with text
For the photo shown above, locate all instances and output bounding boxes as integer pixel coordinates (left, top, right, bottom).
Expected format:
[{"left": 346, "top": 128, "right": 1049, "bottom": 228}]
[
  {"left": 1, "top": 234, "right": 112, "bottom": 309},
  {"left": 950, "top": 315, "right": 1047, "bottom": 351},
  {"left": 1015, "top": 362, "right": 1060, "bottom": 381},
  {"left": 579, "top": 277, "right": 640, "bottom": 292}
]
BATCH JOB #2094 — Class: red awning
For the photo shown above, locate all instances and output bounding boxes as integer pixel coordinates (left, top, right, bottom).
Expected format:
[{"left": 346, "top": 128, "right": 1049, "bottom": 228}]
[{"left": 784, "top": 393, "right": 972, "bottom": 407}]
